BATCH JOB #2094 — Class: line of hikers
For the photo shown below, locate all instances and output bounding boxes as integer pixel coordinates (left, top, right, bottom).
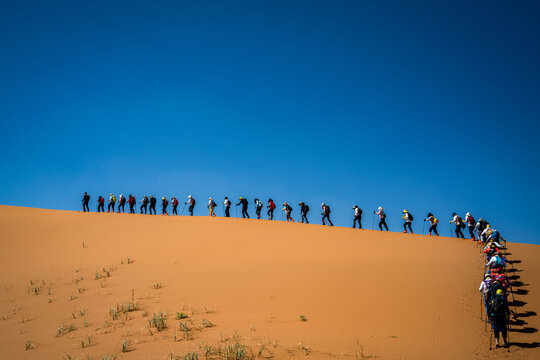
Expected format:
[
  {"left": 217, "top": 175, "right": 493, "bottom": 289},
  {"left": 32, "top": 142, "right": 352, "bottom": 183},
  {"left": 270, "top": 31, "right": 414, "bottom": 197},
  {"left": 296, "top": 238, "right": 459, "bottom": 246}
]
[
  {"left": 82, "top": 193, "right": 501, "bottom": 239},
  {"left": 476, "top": 220, "right": 512, "bottom": 349}
]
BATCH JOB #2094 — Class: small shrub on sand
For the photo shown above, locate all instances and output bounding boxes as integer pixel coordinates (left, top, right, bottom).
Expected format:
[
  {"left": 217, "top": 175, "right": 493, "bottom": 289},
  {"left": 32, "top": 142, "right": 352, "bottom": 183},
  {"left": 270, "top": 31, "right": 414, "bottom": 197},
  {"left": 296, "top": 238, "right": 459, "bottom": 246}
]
[
  {"left": 299, "top": 315, "right": 307, "bottom": 322},
  {"left": 176, "top": 312, "right": 188, "bottom": 320},
  {"left": 150, "top": 312, "right": 167, "bottom": 331},
  {"left": 24, "top": 338, "right": 34, "bottom": 350}
]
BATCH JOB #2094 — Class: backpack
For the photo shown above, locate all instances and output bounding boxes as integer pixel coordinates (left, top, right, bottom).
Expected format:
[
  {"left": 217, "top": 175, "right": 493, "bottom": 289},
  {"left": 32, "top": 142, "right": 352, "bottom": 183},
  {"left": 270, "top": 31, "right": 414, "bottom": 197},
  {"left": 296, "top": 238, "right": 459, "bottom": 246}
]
[
  {"left": 491, "top": 230, "right": 500, "bottom": 241},
  {"left": 287, "top": 205, "right": 292, "bottom": 212},
  {"left": 326, "top": 206, "right": 331, "bottom": 214},
  {"left": 468, "top": 216, "right": 476, "bottom": 225},
  {"left": 304, "top": 205, "right": 310, "bottom": 213},
  {"left": 488, "top": 295, "right": 506, "bottom": 316},
  {"left": 488, "top": 282, "right": 504, "bottom": 298},
  {"left": 461, "top": 222, "right": 466, "bottom": 229},
  {"left": 433, "top": 217, "right": 439, "bottom": 224},
  {"left": 408, "top": 213, "right": 414, "bottom": 221},
  {"left": 382, "top": 211, "right": 386, "bottom": 219},
  {"left": 495, "top": 256, "right": 505, "bottom": 267},
  {"left": 192, "top": 199, "right": 196, "bottom": 205},
  {"left": 99, "top": 197, "right": 104, "bottom": 204},
  {"left": 164, "top": 200, "right": 169, "bottom": 206},
  {"left": 211, "top": 200, "right": 217, "bottom": 207},
  {"left": 270, "top": 202, "right": 276, "bottom": 210},
  {"left": 112, "top": 196, "right": 116, "bottom": 202}
]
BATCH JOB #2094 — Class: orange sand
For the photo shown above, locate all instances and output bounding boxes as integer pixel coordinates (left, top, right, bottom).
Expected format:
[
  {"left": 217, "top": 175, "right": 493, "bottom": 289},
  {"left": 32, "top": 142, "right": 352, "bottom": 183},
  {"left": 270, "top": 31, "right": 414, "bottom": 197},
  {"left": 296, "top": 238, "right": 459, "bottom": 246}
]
[{"left": 0, "top": 205, "right": 538, "bottom": 359}]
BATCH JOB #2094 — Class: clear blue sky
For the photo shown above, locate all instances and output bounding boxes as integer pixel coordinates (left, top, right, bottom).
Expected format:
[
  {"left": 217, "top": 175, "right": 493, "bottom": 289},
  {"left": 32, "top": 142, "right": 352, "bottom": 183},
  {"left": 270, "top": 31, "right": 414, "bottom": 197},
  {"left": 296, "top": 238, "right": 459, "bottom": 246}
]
[{"left": 1, "top": 1, "right": 539, "bottom": 243}]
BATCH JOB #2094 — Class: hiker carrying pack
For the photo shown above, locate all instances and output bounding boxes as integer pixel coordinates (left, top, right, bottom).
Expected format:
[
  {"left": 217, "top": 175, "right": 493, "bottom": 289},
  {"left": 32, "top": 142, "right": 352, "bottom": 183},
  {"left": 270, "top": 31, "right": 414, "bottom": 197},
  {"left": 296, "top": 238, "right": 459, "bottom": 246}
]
[
  {"left": 267, "top": 199, "right": 276, "bottom": 220},
  {"left": 321, "top": 203, "right": 333, "bottom": 226},
  {"left": 353, "top": 205, "right": 362, "bottom": 229},
  {"left": 299, "top": 202, "right": 310, "bottom": 224},
  {"left": 402, "top": 210, "right": 413, "bottom": 234}
]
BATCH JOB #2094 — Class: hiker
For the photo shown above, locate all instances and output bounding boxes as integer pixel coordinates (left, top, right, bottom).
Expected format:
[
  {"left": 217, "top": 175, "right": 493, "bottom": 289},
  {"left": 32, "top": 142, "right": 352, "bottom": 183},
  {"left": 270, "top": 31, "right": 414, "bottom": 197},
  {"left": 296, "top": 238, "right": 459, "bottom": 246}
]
[
  {"left": 424, "top": 213, "right": 439, "bottom": 236},
  {"left": 352, "top": 205, "right": 362, "bottom": 229},
  {"left": 476, "top": 218, "right": 489, "bottom": 243},
  {"left": 236, "top": 197, "right": 249, "bottom": 218},
  {"left": 464, "top": 212, "right": 476, "bottom": 240},
  {"left": 149, "top": 195, "right": 157, "bottom": 215},
  {"left": 479, "top": 274, "right": 493, "bottom": 312},
  {"left": 450, "top": 213, "right": 465, "bottom": 238},
  {"left": 374, "top": 207, "right": 389, "bottom": 231},
  {"left": 162, "top": 197, "right": 169, "bottom": 215},
  {"left": 139, "top": 195, "right": 149, "bottom": 214},
  {"left": 82, "top": 192, "right": 90, "bottom": 212},
  {"left": 254, "top": 198, "right": 264, "bottom": 219},
  {"left": 488, "top": 228, "right": 505, "bottom": 244},
  {"left": 171, "top": 197, "right": 179, "bottom": 215},
  {"left": 267, "top": 199, "right": 276, "bottom": 220},
  {"left": 107, "top": 193, "right": 116, "bottom": 213},
  {"left": 321, "top": 203, "right": 333, "bottom": 226},
  {"left": 483, "top": 243, "right": 501, "bottom": 259},
  {"left": 185, "top": 195, "right": 196, "bottom": 216},
  {"left": 486, "top": 253, "right": 506, "bottom": 271},
  {"left": 282, "top": 202, "right": 294, "bottom": 222},
  {"left": 223, "top": 197, "right": 231, "bottom": 217},
  {"left": 482, "top": 224, "right": 495, "bottom": 245},
  {"left": 97, "top": 196, "right": 105, "bottom": 212},
  {"left": 299, "top": 202, "right": 309, "bottom": 224},
  {"left": 128, "top": 195, "right": 136, "bottom": 213},
  {"left": 208, "top": 197, "right": 217, "bottom": 217},
  {"left": 488, "top": 289, "right": 510, "bottom": 348},
  {"left": 117, "top": 194, "right": 126, "bottom": 213},
  {"left": 402, "top": 209, "right": 413, "bottom": 233}
]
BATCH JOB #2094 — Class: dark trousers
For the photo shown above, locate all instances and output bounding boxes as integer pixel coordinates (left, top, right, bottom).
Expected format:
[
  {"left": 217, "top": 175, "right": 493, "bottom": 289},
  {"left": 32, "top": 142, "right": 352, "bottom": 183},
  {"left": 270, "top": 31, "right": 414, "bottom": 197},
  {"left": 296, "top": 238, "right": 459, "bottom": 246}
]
[
  {"left": 256, "top": 207, "right": 262, "bottom": 219},
  {"left": 301, "top": 212, "right": 309, "bottom": 224},
  {"left": 162, "top": 205, "right": 167, "bottom": 215},
  {"left": 268, "top": 209, "right": 274, "bottom": 220},
  {"left": 491, "top": 315, "right": 507, "bottom": 340},
  {"left": 455, "top": 226, "right": 465, "bottom": 238},
  {"left": 98, "top": 203, "right": 104, "bottom": 212},
  {"left": 108, "top": 203, "right": 115, "bottom": 212},
  {"left": 83, "top": 202, "right": 89, "bottom": 212},
  {"left": 242, "top": 206, "right": 249, "bottom": 218},
  {"left": 118, "top": 203, "right": 125, "bottom": 213},
  {"left": 172, "top": 205, "right": 178, "bottom": 215},
  {"left": 428, "top": 224, "right": 439, "bottom": 235},
  {"left": 353, "top": 215, "right": 362, "bottom": 229},
  {"left": 379, "top": 219, "right": 388, "bottom": 231},
  {"left": 468, "top": 225, "right": 475, "bottom": 238},
  {"left": 285, "top": 211, "right": 293, "bottom": 221},
  {"left": 129, "top": 204, "right": 135, "bottom": 213},
  {"left": 188, "top": 205, "right": 194, "bottom": 216},
  {"left": 403, "top": 222, "right": 412, "bottom": 232},
  {"left": 149, "top": 204, "right": 156, "bottom": 214},
  {"left": 140, "top": 204, "right": 147, "bottom": 214},
  {"left": 225, "top": 206, "right": 230, "bottom": 217},
  {"left": 322, "top": 213, "right": 333, "bottom": 226}
]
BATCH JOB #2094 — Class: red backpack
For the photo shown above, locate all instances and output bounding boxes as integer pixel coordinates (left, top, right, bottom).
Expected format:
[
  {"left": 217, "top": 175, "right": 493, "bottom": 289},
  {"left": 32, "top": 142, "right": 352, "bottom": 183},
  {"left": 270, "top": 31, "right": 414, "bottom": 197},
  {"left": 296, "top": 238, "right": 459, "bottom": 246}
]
[{"left": 270, "top": 201, "right": 276, "bottom": 210}]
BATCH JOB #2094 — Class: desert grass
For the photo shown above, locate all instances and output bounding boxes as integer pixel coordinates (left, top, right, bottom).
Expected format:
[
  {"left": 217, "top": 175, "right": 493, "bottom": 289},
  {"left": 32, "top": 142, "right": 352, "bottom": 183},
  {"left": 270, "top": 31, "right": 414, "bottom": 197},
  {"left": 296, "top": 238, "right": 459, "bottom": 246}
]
[
  {"left": 24, "top": 338, "right": 35, "bottom": 350},
  {"left": 299, "top": 315, "right": 307, "bottom": 322},
  {"left": 150, "top": 312, "right": 167, "bottom": 331}
]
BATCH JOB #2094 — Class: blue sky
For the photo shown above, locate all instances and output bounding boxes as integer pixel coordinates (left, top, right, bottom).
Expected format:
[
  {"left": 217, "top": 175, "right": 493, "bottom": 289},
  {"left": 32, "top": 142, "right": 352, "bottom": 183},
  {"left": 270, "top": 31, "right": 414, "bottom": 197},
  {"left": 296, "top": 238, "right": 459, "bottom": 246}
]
[{"left": 1, "top": 1, "right": 539, "bottom": 243}]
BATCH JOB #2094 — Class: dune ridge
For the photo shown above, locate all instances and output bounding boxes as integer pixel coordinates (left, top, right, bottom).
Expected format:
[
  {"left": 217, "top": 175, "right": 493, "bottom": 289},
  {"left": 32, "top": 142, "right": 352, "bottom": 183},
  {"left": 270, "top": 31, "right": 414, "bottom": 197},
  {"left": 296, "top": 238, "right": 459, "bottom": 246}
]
[{"left": 0, "top": 205, "right": 538, "bottom": 359}]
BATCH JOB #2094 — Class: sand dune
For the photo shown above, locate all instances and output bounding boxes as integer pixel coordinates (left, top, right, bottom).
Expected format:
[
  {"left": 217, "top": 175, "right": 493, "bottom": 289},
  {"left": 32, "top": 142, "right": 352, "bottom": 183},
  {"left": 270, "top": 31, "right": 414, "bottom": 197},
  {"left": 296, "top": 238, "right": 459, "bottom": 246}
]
[{"left": 0, "top": 205, "right": 538, "bottom": 359}]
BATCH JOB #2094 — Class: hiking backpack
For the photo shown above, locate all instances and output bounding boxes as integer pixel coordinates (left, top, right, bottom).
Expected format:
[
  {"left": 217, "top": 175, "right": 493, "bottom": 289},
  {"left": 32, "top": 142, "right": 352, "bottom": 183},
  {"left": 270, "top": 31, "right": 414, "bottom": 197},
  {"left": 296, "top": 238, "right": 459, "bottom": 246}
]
[
  {"left": 433, "top": 217, "right": 439, "bottom": 224},
  {"left": 326, "top": 206, "right": 331, "bottom": 214},
  {"left": 408, "top": 213, "right": 414, "bottom": 221},
  {"left": 468, "top": 216, "right": 476, "bottom": 225},
  {"left": 112, "top": 196, "right": 116, "bottom": 202},
  {"left": 270, "top": 202, "right": 276, "bottom": 210},
  {"left": 305, "top": 205, "right": 310, "bottom": 213},
  {"left": 488, "top": 295, "right": 507, "bottom": 317}
]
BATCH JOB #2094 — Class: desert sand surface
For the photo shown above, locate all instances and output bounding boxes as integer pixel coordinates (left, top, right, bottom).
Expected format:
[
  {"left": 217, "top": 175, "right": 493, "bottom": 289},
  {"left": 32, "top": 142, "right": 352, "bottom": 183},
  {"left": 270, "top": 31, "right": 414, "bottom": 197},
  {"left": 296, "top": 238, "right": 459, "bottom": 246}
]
[{"left": 0, "top": 205, "right": 538, "bottom": 360}]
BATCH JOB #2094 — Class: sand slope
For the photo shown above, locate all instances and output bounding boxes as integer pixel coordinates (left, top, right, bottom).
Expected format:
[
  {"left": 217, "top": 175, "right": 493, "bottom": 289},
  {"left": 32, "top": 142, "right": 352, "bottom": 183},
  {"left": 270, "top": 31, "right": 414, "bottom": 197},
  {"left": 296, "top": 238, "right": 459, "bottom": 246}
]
[{"left": 0, "top": 205, "right": 538, "bottom": 359}]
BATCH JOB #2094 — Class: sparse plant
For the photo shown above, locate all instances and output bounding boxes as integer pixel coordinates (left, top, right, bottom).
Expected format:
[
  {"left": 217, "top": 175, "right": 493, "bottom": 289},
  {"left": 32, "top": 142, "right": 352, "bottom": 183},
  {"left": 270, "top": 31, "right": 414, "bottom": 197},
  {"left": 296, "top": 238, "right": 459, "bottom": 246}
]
[
  {"left": 69, "top": 294, "right": 76, "bottom": 301},
  {"left": 201, "top": 318, "right": 214, "bottom": 330},
  {"left": 150, "top": 312, "right": 167, "bottom": 331},
  {"left": 63, "top": 352, "right": 73, "bottom": 360},
  {"left": 299, "top": 315, "right": 307, "bottom": 322},
  {"left": 152, "top": 282, "right": 162, "bottom": 289},
  {"left": 121, "top": 339, "right": 129, "bottom": 352},
  {"left": 183, "top": 351, "right": 198, "bottom": 360},
  {"left": 25, "top": 338, "right": 34, "bottom": 350},
  {"left": 176, "top": 312, "right": 188, "bottom": 320},
  {"left": 48, "top": 297, "right": 53, "bottom": 303},
  {"left": 127, "top": 257, "right": 132, "bottom": 264},
  {"left": 79, "top": 308, "right": 88, "bottom": 316}
]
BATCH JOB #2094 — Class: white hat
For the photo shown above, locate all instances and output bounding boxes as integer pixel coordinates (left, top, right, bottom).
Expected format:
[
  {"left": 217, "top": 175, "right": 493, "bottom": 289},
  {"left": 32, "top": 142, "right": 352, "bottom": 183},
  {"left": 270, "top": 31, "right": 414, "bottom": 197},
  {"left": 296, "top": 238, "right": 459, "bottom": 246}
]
[
  {"left": 321, "top": 203, "right": 325, "bottom": 206},
  {"left": 188, "top": 195, "right": 192, "bottom": 198},
  {"left": 378, "top": 206, "right": 383, "bottom": 211},
  {"left": 466, "top": 212, "right": 471, "bottom": 216}
]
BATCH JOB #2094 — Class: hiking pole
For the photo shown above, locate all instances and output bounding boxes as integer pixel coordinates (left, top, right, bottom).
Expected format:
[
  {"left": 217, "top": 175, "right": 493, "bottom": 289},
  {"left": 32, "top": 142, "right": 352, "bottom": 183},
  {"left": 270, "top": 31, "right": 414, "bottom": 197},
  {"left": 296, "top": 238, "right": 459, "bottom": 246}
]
[
  {"left": 181, "top": 203, "right": 186, "bottom": 216},
  {"left": 371, "top": 213, "right": 375, "bottom": 230},
  {"left": 423, "top": 221, "right": 426, "bottom": 235}
]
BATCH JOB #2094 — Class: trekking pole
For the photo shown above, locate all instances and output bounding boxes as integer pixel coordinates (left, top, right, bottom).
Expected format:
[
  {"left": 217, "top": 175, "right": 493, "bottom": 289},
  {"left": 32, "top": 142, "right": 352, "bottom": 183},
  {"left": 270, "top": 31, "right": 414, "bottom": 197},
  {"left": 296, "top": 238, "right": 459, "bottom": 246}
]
[
  {"left": 423, "top": 221, "right": 426, "bottom": 235},
  {"left": 371, "top": 213, "right": 374, "bottom": 230},
  {"left": 489, "top": 323, "right": 493, "bottom": 350},
  {"left": 181, "top": 203, "right": 186, "bottom": 216}
]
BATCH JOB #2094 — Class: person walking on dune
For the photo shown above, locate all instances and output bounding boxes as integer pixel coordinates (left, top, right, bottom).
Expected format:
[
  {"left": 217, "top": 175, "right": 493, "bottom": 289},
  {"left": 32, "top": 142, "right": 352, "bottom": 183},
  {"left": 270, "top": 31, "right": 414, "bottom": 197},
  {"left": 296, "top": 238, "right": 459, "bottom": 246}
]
[
  {"left": 488, "top": 289, "right": 510, "bottom": 348},
  {"left": 267, "top": 199, "right": 276, "bottom": 220},
  {"left": 282, "top": 202, "right": 294, "bottom": 222},
  {"left": 464, "top": 212, "right": 476, "bottom": 240},
  {"left": 208, "top": 197, "right": 217, "bottom": 217},
  {"left": 321, "top": 203, "right": 333, "bottom": 226},
  {"left": 162, "top": 197, "right": 169, "bottom": 215},
  {"left": 149, "top": 195, "right": 157, "bottom": 215},
  {"left": 254, "top": 198, "right": 264, "bottom": 219},
  {"left": 236, "top": 197, "right": 249, "bottom": 218},
  {"left": 375, "top": 207, "right": 389, "bottom": 231},
  {"left": 424, "top": 213, "right": 439, "bottom": 236},
  {"left": 128, "top": 194, "right": 136, "bottom": 214},
  {"left": 185, "top": 195, "right": 196, "bottom": 216},
  {"left": 107, "top": 193, "right": 116, "bottom": 213},
  {"left": 352, "top": 205, "right": 362, "bottom": 229},
  {"left": 475, "top": 218, "right": 489, "bottom": 244},
  {"left": 97, "top": 195, "right": 105, "bottom": 213},
  {"left": 402, "top": 209, "right": 413, "bottom": 234},
  {"left": 82, "top": 192, "right": 90, "bottom": 212},
  {"left": 299, "top": 202, "right": 309, "bottom": 223},
  {"left": 140, "top": 195, "right": 149, "bottom": 214},
  {"left": 171, "top": 197, "right": 179, "bottom": 215},
  {"left": 117, "top": 194, "right": 126, "bottom": 213},
  {"left": 223, "top": 197, "right": 231, "bottom": 217},
  {"left": 450, "top": 212, "right": 465, "bottom": 238}
]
